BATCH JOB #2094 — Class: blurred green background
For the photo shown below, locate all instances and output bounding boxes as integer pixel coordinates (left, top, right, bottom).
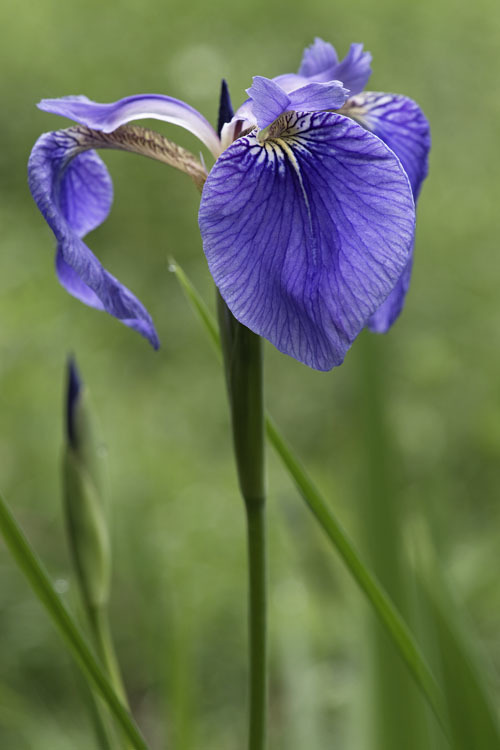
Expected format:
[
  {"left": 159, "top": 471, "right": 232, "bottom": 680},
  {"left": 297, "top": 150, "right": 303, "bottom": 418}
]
[{"left": 0, "top": 0, "right": 499, "bottom": 747}]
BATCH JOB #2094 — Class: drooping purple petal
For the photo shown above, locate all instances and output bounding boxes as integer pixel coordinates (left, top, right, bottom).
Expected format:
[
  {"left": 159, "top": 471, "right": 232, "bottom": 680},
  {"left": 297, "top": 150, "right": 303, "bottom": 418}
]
[
  {"left": 367, "top": 257, "right": 413, "bottom": 333},
  {"left": 199, "top": 111, "right": 415, "bottom": 371},
  {"left": 28, "top": 128, "right": 159, "bottom": 347},
  {"left": 38, "top": 94, "right": 221, "bottom": 158},
  {"left": 345, "top": 92, "right": 430, "bottom": 197},
  {"left": 298, "top": 38, "right": 372, "bottom": 94},
  {"left": 344, "top": 92, "right": 430, "bottom": 332}
]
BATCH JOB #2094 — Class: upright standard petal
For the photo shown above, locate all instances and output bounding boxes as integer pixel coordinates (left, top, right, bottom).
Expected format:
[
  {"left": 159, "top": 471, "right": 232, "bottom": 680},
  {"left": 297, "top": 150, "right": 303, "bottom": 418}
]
[
  {"left": 246, "top": 77, "right": 291, "bottom": 129},
  {"left": 331, "top": 44, "right": 372, "bottom": 96},
  {"left": 28, "top": 128, "right": 159, "bottom": 346},
  {"left": 246, "top": 77, "right": 349, "bottom": 130},
  {"left": 38, "top": 94, "right": 221, "bottom": 158},
  {"left": 299, "top": 38, "right": 339, "bottom": 79},
  {"left": 299, "top": 38, "right": 372, "bottom": 94},
  {"left": 199, "top": 111, "right": 415, "bottom": 371}
]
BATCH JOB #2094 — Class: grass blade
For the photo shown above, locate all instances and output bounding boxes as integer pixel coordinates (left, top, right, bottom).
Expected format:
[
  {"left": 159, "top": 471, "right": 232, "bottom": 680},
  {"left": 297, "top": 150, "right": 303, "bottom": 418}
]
[{"left": 0, "top": 493, "right": 150, "bottom": 750}]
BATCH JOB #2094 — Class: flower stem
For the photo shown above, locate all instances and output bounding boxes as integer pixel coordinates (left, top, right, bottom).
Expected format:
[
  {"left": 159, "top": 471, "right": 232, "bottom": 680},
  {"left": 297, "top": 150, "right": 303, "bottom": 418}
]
[
  {"left": 245, "top": 499, "right": 267, "bottom": 750},
  {"left": 88, "top": 603, "right": 129, "bottom": 706},
  {"left": 171, "top": 262, "right": 449, "bottom": 737},
  {"left": 217, "top": 292, "right": 267, "bottom": 750}
]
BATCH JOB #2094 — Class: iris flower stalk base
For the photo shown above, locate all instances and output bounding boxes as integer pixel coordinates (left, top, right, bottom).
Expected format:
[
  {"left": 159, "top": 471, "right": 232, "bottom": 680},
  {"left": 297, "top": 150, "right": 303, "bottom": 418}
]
[
  {"left": 173, "top": 262, "right": 449, "bottom": 737},
  {"left": 217, "top": 293, "right": 267, "bottom": 750}
]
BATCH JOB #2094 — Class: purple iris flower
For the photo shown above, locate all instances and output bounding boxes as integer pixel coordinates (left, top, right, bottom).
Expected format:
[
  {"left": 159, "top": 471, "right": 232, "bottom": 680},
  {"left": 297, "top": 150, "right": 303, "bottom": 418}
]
[{"left": 28, "top": 38, "right": 429, "bottom": 371}]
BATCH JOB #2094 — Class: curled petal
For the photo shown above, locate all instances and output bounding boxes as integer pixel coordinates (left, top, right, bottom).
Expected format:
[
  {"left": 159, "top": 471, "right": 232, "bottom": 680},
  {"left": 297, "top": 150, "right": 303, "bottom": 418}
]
[
  {"left": 331, "top": 43, "right": 372, "bottom": 96},
  {"left": 199, "top": 111, "right": 415, "bottom": 371},
  {"left": 246, "top": 77, "right": 291, "bottom": 129},
  {"left": 246, "top": 77, "right": 349, "bottom": 130},
  {"left": 299, "top": 38, "right": 339, "bottom": 79},
  {"left": 298, "top": 38, "right": 372, "bottom": 94},
  {"left": 343, "top": 92, "right": 430, "bottom": 197},
  {"left": 38, "top": 94, "right": 221, "bottom": 158},
  {"left": 28, "top": 128, "right": 159, "bottom": 347}
]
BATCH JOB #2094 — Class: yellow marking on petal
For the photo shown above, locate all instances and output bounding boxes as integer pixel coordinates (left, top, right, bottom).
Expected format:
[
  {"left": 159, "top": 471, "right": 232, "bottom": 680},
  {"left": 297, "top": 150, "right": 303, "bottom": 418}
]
[{"left": 266, "top": 136, "right": 316, "bottom": 260}]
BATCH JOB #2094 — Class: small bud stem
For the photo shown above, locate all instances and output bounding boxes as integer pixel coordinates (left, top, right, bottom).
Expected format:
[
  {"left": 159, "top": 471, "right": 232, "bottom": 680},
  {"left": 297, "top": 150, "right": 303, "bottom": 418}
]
[{"left": 88, "top": 604, "right": 129, "bottom": 707}]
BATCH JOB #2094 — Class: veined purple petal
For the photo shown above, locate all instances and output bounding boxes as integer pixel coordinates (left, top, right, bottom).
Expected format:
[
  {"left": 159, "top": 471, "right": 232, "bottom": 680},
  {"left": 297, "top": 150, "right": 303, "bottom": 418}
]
[
  {"left": 299, "top": 38, "right": 339, "bottom": 79},
  {"left": 246, "top": 77, "right": 349, "bottom": 131},
  {"left": 288, "top": 80, "right": 349, "bottom": 112},
  {"left": 298, "top": 38, "right": 372, "bottom": 94},
  {"left": 344, "top": 92, "right": 430, "bottom": 332},
  {"left": 38, "top": 94, "right": 221, "bottom": 158},
  {"left": 344, "top": 92, "right": 430, "bottom": 198},
  {"left": 199, "top": 111, "right": 415, "bottom": 371},
  {"left": 273, "top": 73, "right": 310, "bottom": 94},
  {"left": 367, "top": 257, "right": 413, "bottom": 333},
  {"left": 331, "top": 44, "right": 372, "bottom": 96},
  {"left": 28, "top": 129, "right": 159, "bottom": 347},
  {"left": 246, "top": 77, "right": 291, "bottom": 129}
]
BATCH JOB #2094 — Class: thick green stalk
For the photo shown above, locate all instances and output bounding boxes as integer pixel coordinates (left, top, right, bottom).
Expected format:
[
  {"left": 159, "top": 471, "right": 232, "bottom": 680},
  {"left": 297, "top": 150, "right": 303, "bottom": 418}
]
[
  {"left": 217, "top": 292, "right": 267, "bottom": 750},
  {"left": 171, "top": 263, "right": 449, "bottom": 737},
  {"left": 0, "top": 493, "right": 149, "bottom": 750}
]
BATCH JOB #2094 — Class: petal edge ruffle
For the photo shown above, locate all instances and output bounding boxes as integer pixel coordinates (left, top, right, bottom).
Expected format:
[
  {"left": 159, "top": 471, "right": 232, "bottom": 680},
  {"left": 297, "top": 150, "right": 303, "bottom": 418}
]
[{"left": 28, "top": 128, "right": 159, "bottom": 347}]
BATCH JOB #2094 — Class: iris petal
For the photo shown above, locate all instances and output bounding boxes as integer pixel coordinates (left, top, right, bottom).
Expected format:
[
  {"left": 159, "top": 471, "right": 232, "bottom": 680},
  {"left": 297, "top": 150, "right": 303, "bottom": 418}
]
[
  {"left": 345, "top": 92, "right": 430, "bottom": 197},
  {"left": 199, "top": 111, "right": 415, "bottom": 371},
  {"left": 367, "top": 257, "right": 413, "bottom": 333},
  {"left": 299, "top": 38, "right": 339, "bottom": 79},
  {"left": 246, "top": 77, "right": 291, "bottom": 129},
  {"left": 298, "top": 38, "right": 372, "bottom": 94},
  {"left": 288, "top": 80, "right": 349, "bottom": 112},
  {"left": 246, "top": 77, "right": 349, "bottom": 130},
  {"left": 343, "top": 92, "right": 430, "bottom": 332},
  {"left": 28, "top": 129, "right": 159, "bottom": 347},
  {"left": 331, "top": 43, "right": 372, "bottom": 96},
  {"left": 38, "top": 94, "right": 221, "bottom": 158}
]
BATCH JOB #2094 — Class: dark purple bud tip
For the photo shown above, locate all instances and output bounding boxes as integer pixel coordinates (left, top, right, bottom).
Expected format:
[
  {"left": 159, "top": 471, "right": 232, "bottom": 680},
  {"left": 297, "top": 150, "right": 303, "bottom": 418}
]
[
  {"left": 66, "top": 355, "right": 82, "bottom": 449},
  {"left": 217, "top": 79, "right": 234, "bottom": 137}
]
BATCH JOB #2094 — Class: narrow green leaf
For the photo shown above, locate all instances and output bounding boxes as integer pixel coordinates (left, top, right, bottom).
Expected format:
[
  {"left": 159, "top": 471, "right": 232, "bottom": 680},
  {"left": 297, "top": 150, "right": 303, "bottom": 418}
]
[
  {"left": 411, "top": 522, "right": 500, "bottom": 749},
  {"left": 170, "top": 261, "right": 450, "bottom": 737},
  {"left": 424, "top": 582, "right": 500, "bottom": 749},
  {"left": 0, "top": 493, "right": 149, "bottom": 750}
]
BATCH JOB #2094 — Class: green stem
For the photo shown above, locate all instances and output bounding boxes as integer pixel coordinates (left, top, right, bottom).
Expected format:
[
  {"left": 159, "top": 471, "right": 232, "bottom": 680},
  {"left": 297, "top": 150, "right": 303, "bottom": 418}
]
[
  {"left": 88, "top": 604, "right": 129, "bottom": 706},
  {"left": 217, "top": 292, "right": 267, "bottom": 750},
  {"left": 171, "top": 262, "right": 449, "bottom": 738},
  {"left": 245, "top": 500, "right": 267, "bottom": 750},
  {"left": 0, "top": 493, "right": 149, "bottom": 750}
]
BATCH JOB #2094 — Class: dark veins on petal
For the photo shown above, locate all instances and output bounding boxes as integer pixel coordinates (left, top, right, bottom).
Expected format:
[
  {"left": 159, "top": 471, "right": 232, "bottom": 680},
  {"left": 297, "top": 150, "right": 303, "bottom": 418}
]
[{"left": 199, "top": 110, "right": 415, "bottom": 370}]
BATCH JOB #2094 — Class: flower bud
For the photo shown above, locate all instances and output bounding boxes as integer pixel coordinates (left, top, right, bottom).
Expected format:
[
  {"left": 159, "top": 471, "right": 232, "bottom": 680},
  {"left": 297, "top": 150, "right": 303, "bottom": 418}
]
[{"left": 63, "top": 357, "right": 110, "bottom": 609}]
